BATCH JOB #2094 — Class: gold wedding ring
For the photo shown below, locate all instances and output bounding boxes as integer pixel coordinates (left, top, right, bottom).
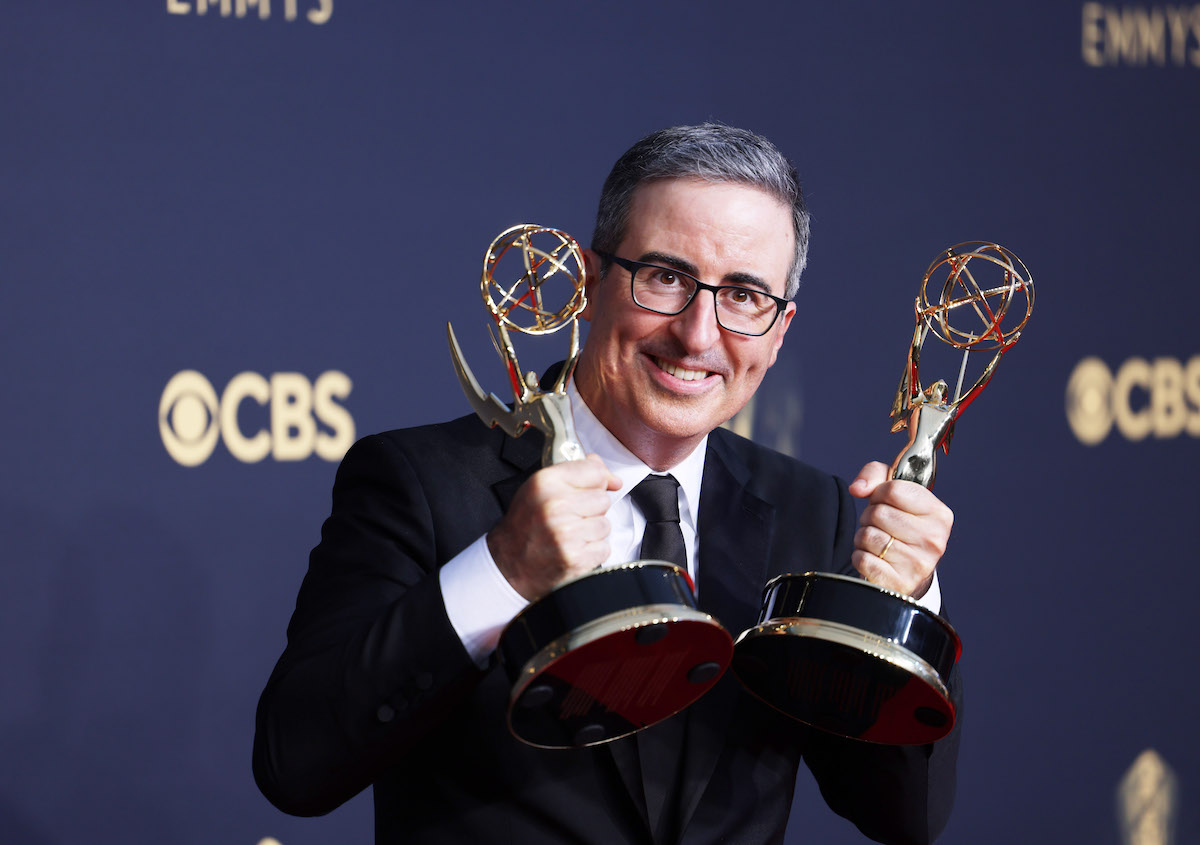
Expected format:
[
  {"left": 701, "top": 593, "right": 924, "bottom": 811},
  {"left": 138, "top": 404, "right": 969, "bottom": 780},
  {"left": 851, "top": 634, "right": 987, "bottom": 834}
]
[{"left": 878, "top": 534, "right": 895, "bottom": 561}]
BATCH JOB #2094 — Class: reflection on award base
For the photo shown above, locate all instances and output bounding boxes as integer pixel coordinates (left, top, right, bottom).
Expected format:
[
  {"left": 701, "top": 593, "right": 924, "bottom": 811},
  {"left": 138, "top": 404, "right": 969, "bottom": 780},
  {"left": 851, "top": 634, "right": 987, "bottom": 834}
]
[
  {"left": 732, "top": 573, "right": 958, "bottom": 745},
  {"left": 499, "top": 562, "right": 732, "bottom": 748}
]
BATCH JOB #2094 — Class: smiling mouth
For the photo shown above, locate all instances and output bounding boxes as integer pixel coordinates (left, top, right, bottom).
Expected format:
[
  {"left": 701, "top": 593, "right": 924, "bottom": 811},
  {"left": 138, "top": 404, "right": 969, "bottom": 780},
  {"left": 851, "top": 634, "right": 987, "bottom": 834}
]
[{"left": 654, "top": 356, "right": 712, "bottom": 382}]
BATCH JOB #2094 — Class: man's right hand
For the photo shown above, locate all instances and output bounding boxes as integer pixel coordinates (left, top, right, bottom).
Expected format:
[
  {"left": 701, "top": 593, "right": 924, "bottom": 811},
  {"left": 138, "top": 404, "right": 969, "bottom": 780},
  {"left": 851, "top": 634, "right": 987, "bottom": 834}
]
[{"left": 486, "top": 454, "right": 622, "bottom": 602}]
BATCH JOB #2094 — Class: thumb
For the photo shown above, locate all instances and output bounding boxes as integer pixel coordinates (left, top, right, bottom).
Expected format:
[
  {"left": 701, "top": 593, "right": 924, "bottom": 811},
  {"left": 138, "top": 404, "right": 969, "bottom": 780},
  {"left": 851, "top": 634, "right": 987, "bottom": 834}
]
[
  {"left": 849, "top": 460, "right": 890, "bottom": 499},
  {"left": 584, "top": 453, "right": 623, "bottom": 492}
]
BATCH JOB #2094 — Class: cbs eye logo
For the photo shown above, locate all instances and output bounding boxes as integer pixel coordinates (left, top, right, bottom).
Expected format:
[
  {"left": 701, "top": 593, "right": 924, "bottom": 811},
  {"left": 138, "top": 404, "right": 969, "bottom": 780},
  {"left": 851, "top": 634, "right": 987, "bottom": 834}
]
[
  {"left": 1066, "top": 355, "right": 1200, "bottom": 445},
  {"left": 159, "top": 370, "right": 354, "bottom": 466}
]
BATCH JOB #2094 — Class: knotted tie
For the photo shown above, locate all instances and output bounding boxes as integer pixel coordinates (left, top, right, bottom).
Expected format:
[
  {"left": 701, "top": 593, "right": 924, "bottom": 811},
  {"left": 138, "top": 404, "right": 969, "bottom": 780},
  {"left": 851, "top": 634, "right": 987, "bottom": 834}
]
[
  {"left": 631, "top": 473, "right": 687, "bottom": 570},
  {"left": 629, "top": 473, "right": 688, "bottom": 841}
]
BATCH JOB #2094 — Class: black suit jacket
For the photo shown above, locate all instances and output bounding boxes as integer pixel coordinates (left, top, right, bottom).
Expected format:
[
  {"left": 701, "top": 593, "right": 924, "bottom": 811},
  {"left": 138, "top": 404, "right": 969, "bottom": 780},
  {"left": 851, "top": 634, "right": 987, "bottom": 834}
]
[{"left": 253, "top": 413, "right": 960, "bottom": 844}]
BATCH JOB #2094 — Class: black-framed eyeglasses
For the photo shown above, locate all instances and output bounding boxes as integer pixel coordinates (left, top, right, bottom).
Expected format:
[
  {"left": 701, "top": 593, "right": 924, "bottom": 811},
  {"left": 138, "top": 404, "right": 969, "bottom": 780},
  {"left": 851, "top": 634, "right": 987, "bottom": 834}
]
[{"left": 595, "top": 251, "right": 789, "bottom": 337}]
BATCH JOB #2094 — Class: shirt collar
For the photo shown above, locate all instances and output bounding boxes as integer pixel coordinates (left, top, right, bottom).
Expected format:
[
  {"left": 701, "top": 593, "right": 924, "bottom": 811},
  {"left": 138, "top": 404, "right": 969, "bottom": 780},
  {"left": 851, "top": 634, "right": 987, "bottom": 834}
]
[{"left": 567, "top": 379, "right": 707, "bottom": 528}]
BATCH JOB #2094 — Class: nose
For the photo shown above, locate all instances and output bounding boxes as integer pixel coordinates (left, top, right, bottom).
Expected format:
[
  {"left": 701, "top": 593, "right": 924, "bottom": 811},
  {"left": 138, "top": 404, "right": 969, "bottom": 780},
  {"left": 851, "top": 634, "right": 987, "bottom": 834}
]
[{"left": 669, "top": 289, "right": 722, "bottom": 354}]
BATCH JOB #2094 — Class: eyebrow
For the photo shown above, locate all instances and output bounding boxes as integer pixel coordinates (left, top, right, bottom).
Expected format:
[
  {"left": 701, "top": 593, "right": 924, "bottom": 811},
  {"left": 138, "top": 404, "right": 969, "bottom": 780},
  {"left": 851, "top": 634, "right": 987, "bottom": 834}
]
[{"left": 636, "top": 250, "right": 775, "bottom": 295}]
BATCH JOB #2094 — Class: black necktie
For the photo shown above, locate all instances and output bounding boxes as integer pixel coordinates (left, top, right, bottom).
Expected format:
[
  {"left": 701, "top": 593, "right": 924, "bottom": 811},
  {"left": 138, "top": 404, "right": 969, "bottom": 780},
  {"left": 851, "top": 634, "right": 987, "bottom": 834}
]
[
  {"left": 631, "top": 473, "right": 687, "bottom": 569},
  {"left": 630, "top": 473, "right": 688, "bottom": 841}
]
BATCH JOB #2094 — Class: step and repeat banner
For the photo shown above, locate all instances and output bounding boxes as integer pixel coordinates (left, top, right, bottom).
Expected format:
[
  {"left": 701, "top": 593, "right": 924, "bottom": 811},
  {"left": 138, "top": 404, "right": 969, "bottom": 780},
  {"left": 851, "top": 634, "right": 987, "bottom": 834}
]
[{"left": 2, "top": 3, "right": 1197, "bottom": 844}]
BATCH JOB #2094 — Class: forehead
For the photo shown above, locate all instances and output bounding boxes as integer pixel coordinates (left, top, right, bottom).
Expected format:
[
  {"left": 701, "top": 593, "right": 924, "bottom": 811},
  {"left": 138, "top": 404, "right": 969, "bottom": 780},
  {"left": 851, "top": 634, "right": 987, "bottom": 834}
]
[{"left": 621, "top": 178, "right": 793, "bottom": 296}]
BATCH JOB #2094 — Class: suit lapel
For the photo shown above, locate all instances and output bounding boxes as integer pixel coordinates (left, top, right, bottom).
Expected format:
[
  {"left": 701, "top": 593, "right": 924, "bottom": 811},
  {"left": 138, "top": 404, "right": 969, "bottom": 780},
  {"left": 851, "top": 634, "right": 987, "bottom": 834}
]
[
  {"left": 694, "top": 435, "right": 773, "bottom": 634},
  {"left": 491, "top": 427, "right": 543, "bottom": 510},
  {"left": 608, "top": 736, "right": 650, "bottom": 834},
  {"left": 677, "top": 432, "right": 775, "bottom": 837}
]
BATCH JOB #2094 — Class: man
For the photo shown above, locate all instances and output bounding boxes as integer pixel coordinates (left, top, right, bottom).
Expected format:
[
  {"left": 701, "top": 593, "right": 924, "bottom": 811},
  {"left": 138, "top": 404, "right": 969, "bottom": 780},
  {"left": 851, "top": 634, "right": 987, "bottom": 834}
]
[{"left": 254, "top": 124, "right": 959, "bottom": 844}]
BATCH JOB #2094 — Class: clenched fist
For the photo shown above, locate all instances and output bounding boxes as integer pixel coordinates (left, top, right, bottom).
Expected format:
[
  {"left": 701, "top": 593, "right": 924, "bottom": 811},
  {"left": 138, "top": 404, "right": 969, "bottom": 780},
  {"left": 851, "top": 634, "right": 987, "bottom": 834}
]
[{"left": 487, "top": 454, "right": 622, "bottom": 601}]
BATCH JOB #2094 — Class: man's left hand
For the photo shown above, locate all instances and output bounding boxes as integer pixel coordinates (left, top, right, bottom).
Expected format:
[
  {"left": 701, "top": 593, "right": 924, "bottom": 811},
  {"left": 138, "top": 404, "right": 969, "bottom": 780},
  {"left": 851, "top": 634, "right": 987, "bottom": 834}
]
[{"left": 848, "top": 461, "right": 953, "bottom": 599}]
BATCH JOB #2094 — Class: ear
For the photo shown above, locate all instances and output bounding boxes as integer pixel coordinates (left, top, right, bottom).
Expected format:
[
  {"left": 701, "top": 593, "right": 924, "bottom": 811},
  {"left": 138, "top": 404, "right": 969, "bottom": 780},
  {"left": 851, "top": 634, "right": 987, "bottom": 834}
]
[
  {"left": 766, "top": 301, "right": 797, "bottom": 367},
  {"left": 579, "top": 248, "right": 604, "bottom": 323}
]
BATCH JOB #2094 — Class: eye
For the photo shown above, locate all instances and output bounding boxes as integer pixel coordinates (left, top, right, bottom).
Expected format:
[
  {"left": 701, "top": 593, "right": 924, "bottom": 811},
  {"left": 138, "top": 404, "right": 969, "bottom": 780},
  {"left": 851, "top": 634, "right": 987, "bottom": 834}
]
[
  {"left": 720, "top": 286, "right": 770, "bottom": 313},
  {"left": 650, "top": 268, "right": 682, "bottom": 286}
]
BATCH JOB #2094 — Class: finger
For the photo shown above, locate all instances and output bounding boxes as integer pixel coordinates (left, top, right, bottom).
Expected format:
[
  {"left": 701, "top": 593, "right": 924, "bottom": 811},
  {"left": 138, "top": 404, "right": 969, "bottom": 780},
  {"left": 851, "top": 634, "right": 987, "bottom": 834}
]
[
  {"left": 865, "top": 478, "right": 952, "bottom": 521},
  {"left": 859, "top": 501, "right": 920, "bottom": 542},
  {"left": 557, "top": 454, "right": 621, "bottom": 492},
  {"left": 854, "top": 525, "right": 898, "bottom": 561},
  {"left": 547, "top": 487, "right": 616, "bottom": 520},
  {"left": 862, "top": 483, "right": 952, "bottom": 528},
  {"left": 592, "top": 454, "right": 624, "bottom": 492},
  {"left": 852, "top": 538, "right": 933, "bottom": 593},
  {"left": 851, "top": 547, "right": 895, "bottom": 587},
  {"left": 848, "top": 461, "right": 890, "bottom": 499},
  {"left": 559, "top": 513, "right": 612, "bottom": 544},
  {"left": 853, "top": 526, "right": 910, "bottom": 578},
  {"left": 863, "top": 501, "right": 949, "bottom": 558},
  {"left": 561, "top": 537, "right": 613, "bottom": 574},
  {"left": 852, "top": 548, "right": 918, "bottom": 595},
  {"left": 530, "top": 459, "right": 617, "bottom": 501}
]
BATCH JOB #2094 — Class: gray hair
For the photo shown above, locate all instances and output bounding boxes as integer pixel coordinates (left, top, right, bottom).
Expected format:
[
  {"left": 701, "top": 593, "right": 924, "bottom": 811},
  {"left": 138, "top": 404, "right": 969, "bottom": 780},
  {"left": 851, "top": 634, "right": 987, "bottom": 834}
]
[{"left": 591, "top": 123, "right": 809, "bottom": 299}]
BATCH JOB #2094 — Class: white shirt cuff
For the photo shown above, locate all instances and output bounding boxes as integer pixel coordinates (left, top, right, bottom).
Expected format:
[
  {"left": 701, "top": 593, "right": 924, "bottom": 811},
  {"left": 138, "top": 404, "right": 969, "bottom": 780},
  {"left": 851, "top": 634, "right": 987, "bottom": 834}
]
[
  {"left": 913, "top": 571, "right": 942, "bottom": 614},
  {"left": 439, "top": 534, "right": 529, "bottom": 667}
]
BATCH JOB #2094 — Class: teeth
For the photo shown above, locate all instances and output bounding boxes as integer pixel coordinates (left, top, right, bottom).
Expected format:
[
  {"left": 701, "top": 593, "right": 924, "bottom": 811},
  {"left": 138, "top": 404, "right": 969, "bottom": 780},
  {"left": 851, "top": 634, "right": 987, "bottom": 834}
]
[{"left": 656, "top": 358, "right": 709, "bottom": 381}]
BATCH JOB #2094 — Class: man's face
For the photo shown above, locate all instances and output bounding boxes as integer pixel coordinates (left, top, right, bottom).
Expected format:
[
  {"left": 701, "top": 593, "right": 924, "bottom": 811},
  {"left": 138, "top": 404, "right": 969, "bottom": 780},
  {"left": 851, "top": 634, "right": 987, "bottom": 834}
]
[{"left": 575, "top": 177, "right": 796, "bottom": 467}]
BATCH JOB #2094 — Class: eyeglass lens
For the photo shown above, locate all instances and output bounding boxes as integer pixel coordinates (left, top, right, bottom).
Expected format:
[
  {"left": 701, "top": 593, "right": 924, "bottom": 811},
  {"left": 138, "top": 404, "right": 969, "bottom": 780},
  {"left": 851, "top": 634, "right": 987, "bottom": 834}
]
[{"left": 631, "top": 264, "right": 779, "bottom": 335}]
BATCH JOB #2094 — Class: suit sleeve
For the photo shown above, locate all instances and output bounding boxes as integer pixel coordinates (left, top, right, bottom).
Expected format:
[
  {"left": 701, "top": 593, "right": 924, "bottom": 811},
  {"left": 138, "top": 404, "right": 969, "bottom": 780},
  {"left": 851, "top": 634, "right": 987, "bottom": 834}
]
[
  {"left": 252, "top": 433, "right": 488, "bottom": 817},
  {"left": 801, "top": 476, "right": 962, "bottom": 845}
]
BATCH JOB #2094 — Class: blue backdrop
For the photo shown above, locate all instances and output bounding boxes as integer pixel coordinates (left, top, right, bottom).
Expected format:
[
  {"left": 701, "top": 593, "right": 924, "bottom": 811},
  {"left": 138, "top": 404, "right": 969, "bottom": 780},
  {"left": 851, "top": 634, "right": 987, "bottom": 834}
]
[{"left": 3, "top": 2, "right": 1198, "bottom": 843}]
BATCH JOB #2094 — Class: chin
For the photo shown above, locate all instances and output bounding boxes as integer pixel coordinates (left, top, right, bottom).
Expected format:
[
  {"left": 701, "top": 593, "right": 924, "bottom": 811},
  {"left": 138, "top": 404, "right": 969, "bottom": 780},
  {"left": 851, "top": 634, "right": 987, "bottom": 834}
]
[{"left": 639, "top": 404, "right": 721, "bottom": 442}]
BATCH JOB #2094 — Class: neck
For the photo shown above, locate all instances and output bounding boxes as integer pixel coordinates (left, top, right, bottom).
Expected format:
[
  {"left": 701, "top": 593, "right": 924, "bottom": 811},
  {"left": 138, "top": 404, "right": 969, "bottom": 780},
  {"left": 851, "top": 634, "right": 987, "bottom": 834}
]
[
  {"left": 574, "top": 365, "right": 704, "bottom": 472},
  {"left": 617, "top": 423, "right": 704, "bottom": 472}
]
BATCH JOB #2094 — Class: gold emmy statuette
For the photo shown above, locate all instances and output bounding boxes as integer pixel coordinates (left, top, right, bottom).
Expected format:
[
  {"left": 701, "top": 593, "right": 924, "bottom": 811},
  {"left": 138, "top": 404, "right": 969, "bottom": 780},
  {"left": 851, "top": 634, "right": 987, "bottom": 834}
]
[
  {"left": 732, "top": 242, "right": 1033, "bottom": 745},
  {"left": 448, "top": 225, "right": 733, "bottom": 749}
]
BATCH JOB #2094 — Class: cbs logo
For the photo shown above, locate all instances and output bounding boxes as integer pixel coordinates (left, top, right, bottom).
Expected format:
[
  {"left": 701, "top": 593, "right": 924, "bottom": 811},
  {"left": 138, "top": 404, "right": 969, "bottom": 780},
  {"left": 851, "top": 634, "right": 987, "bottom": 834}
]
[
  {"left": 1066, "top": 355, "right": 1200, "bottom": 445},
  {"left": 159, "top": 370, "right": 355, "bottom": 466}
]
